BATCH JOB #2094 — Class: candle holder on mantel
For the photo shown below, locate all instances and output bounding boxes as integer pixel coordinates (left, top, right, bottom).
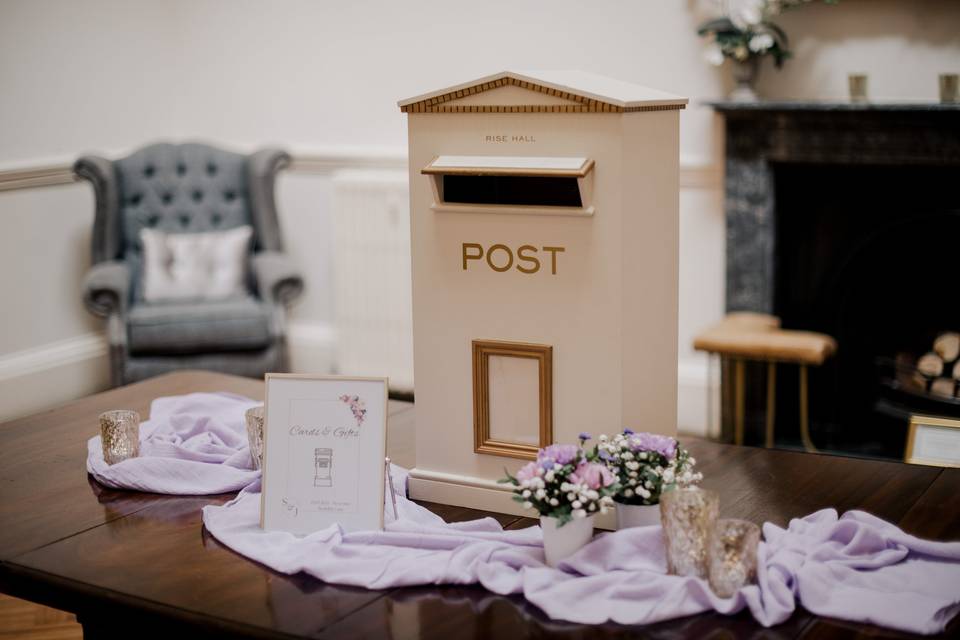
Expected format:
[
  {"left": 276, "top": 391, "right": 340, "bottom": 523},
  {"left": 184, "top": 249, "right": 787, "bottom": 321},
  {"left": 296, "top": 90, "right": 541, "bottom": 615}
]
[{"left": 660, "top": 487, "right": 719, "bottom": 578}]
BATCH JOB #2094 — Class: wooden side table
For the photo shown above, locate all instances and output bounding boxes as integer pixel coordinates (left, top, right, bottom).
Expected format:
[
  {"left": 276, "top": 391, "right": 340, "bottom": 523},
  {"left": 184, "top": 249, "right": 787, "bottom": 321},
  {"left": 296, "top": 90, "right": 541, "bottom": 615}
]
[{"left": 694, "top": 313, "right": 837, "bottom": 451}]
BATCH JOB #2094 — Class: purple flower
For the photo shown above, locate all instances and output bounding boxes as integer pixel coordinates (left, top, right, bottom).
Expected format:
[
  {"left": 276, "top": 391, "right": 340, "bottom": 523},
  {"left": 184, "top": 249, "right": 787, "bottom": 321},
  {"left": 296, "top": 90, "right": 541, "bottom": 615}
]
[
  {"left": 515, "top": 461, "right": 539, "bottom": 483},
  {"left": 578, "top": 432, "right": 592, "bottom": 442},
  {"left": 630, "top": 432, "right": 677, "bottom": 459},
  {"left": 569, "top": 462, "right": 616, "bottom": 489},
  {"left": 538, "top": 444, "right": 579, "bottom": 467},
  {"left": 623, "top": 427, "right": 635, "bottom": 435}
]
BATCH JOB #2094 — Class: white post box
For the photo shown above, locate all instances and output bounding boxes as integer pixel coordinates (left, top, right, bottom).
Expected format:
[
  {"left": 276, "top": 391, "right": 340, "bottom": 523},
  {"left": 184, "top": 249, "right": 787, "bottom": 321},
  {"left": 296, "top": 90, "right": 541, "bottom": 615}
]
[{"left": 398, "top": 70, "right": 687, "bottom": 520}]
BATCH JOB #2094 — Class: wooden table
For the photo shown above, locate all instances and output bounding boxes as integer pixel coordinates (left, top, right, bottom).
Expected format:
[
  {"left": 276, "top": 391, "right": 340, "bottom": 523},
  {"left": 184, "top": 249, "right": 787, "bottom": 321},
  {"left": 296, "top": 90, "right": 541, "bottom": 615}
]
[{"left": 1, "top": 371, "right": 958, "bottom": 639}]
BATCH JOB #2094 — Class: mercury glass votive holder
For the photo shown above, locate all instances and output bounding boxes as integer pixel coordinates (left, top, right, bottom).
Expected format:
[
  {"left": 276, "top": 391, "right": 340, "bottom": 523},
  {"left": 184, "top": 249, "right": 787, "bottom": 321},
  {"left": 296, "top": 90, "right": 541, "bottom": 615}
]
[
  {"left": 660, "top": 487, "right": 719, "bottom": 578},
  {"left": 848, "top": 73, "right": 868, "bottom": 103},
  {"left": 708, "top": 518, "right": 761, "bottom": 598},
  {"left": 940, "top": 74, "right": 959, "bottom": 104},
  {"left": 245, "top": 405, "right": 265, "bottom": 470},
  {"left": 99, "top": 410, "right": 140, "bottom": 465}
]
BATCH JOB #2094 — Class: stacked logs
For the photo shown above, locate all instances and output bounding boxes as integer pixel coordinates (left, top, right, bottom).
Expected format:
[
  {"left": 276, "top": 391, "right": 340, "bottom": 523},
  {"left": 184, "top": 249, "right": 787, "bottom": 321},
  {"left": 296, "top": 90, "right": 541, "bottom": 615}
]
[{"left": 916, "top": 332, "right": 960, "bottom": 400}]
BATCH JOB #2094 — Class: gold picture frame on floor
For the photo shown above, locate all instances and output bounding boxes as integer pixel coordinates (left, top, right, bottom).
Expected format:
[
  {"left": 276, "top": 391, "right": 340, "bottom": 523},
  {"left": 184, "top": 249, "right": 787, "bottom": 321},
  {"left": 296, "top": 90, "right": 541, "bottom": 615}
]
[
  {"left": 472, "top": 339, "right": 553, "bottom": 460},
  {"left": 905, "top": 414, "right": 960, "bottom": 468}
]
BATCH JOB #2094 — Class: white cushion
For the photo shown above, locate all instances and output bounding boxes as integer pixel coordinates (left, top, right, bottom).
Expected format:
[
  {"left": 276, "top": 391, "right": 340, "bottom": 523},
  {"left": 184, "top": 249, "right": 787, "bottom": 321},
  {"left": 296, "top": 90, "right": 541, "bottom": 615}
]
[{"left": 141, "top": 226, "right": 252, "bottom": 302}]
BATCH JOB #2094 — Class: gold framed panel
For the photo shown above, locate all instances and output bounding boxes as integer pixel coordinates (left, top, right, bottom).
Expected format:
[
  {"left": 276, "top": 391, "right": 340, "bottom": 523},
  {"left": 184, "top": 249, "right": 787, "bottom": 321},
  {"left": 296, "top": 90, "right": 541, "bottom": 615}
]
[
  {"left": 472, "top": 339, "right": 553, "bottom": 460},
  {"left": 905, "top": 413, "right": 960, "bottom": 468}
]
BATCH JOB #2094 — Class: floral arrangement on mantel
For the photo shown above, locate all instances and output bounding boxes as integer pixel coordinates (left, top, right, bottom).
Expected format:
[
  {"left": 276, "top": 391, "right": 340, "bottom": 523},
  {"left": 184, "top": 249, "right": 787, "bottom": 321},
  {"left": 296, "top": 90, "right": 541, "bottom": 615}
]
[
  {"left": 500, "top": 434, "right": 619, "bottom": 527},
  {"left": 597, "top": 429, "right": 701, "bottom": 506},
  {"left": 697, "top": 0, "right": 838, "bottom": 99}
]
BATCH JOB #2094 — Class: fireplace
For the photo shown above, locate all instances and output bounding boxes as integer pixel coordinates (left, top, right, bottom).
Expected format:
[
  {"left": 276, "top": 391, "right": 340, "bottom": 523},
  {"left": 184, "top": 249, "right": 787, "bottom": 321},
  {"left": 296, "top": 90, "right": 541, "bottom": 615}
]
[{"left": 712, "top": 102, "right": 960, "bottom": 458}]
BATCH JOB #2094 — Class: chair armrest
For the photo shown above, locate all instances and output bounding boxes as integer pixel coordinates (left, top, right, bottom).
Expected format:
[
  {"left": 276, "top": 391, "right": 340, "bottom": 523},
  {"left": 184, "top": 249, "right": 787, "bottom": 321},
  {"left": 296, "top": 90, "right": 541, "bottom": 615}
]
[
  {"left": 82, "top": 260, "right": 130, "bottom": 317},
  {"left": 247, "top": 149, "right": 291, "bottom": 253},
  {"left": 74, "top": 155, "right": 122, "bottom": 262},
  {"left": 252, "top": 251, "right": 304, "bottom": 306}
]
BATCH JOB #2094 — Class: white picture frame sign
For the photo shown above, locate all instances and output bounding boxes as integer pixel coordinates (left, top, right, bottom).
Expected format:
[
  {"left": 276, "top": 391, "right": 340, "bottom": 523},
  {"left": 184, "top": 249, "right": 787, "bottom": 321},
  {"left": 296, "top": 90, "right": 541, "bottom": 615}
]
[
  {"left": 260, "top": 374, "right": 388, "bottom": 534},
  {"left": 905, "top": 414, "right": 960, "bottom": 469}
]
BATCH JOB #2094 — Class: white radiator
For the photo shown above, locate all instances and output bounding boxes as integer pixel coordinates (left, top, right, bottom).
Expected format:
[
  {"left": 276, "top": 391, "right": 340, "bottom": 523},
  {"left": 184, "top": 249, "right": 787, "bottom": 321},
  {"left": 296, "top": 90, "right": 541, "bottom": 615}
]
[{"left": 330, "top": 169, "right": 414, "bottom": 392}]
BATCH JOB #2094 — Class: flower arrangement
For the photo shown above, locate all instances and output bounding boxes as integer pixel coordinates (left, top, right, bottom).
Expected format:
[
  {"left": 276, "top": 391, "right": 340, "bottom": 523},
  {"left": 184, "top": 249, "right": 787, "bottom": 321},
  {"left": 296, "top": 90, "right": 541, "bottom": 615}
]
[
  {"left": 338, "top": 394, "right": 366, "bottom": 427},
  {"left": 597, "top": 429, "right": 702, "bottom": 506},
  {"left": 698, "top": 0, "right": 838, "bottom": 68},
  {"left": 500, "top": 434, "right": 618, "bottom": 526}
]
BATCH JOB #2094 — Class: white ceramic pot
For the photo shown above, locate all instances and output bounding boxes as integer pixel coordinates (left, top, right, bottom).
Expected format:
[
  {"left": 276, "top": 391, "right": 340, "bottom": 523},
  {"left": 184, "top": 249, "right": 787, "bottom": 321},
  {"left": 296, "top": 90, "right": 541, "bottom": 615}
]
[
  {"left": 540, "top": 514, "right": 596, "bottom": 567},
  {"left": 615, "top": 502, "right": 661, "bottom": 529}
]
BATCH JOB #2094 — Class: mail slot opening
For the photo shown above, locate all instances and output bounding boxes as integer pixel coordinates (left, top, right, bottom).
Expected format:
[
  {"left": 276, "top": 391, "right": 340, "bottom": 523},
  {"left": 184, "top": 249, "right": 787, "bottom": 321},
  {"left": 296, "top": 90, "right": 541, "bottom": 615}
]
[
  {"left": 422, "top": 155, "right": 595, "bottom": 215},
  {"left": 442, "top": 174, "right": 582, "bottom": 207}
]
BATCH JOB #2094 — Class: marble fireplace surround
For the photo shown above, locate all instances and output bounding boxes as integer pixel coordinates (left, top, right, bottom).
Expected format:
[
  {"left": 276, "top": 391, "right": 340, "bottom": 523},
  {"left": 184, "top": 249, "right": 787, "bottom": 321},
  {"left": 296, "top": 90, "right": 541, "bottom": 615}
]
[{"left": 710, "top": 101, "right": 960, "bottom": 314}]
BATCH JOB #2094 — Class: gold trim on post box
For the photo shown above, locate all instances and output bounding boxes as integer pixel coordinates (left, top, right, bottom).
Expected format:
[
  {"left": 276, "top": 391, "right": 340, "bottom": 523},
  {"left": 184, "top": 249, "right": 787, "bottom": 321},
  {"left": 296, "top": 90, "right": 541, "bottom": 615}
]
[{"left": 472, "top": 339, "right": 553, "bottom": 460}]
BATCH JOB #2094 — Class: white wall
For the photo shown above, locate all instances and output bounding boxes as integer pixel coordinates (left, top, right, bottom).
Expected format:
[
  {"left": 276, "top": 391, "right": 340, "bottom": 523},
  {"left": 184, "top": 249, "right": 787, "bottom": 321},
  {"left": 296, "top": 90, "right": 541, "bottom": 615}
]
[{"left": 1, "top": 0, "right": 958, "bottom": 424}]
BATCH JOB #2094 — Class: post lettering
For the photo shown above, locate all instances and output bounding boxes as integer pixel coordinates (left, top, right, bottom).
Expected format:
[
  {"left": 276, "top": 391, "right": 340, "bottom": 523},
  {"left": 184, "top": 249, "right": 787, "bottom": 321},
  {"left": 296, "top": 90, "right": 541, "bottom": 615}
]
[
  {"left": 516, "top": 245, "right": 541, "bottom": 274},
  {"left": 462, "top": 243, "right": 483, "bottom": 270},
  {"left": 486, "top": 244, "right": 514, "bottom": 272},
  {"left": 542, "top": 246, "right": 565, "bottom": 275}
]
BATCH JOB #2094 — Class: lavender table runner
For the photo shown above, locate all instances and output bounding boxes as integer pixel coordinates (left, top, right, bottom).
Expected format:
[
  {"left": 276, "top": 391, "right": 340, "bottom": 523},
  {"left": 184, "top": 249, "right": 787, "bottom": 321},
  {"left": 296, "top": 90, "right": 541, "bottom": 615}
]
[
  {"left": 86, "top": 392, "right": 960, "bottom": 633},
  {"left": 87, "top": 392, "right": 261, "bottom": 494},
  {"left": 204, "top": 484, "right": 960, "bottom": 634}
]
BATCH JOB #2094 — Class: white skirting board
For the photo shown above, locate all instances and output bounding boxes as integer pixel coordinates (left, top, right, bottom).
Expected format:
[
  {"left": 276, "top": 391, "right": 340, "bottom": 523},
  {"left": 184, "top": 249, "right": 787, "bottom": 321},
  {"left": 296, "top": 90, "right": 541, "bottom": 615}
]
[{"left": 408, "top": 468, "right": 618, "bottom": 530}]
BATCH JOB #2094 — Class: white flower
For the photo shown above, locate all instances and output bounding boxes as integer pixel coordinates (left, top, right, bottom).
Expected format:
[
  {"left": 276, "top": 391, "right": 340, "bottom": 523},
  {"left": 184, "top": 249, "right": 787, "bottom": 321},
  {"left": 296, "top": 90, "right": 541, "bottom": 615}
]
[
  {"left": 544, "top": 470, "right": 555, "bottom": 482},
  {"left": 629, "top": 478, "right": 637, "bottom": 486},
  {"left": 749, "top": 33, "right": 774, "bottom": 52},
  {"left": 573, "top": 509, "right": 587, "bottom": 519},
  {"left": 588, "top": 502, "right": 596, "bottom": 511},
  {"left": 535, "top": 489, "right": 546, "bottom": 499},
  {"left": 728, "top": 0, "right": 764, "bottom": 28},
  {"left": 626, "top": 461, "right": 640, "bottom": 471},
  {"left": 550, "top": 498, "right": 559, "bottom": 506},
  {"left": 523, "top": 501, "right": 532, "bottom": 509},
  {"left": 585, "top": 490, "right": 599, "bottom": 501},
  {"left": 624, "top": 488, "right": 634, "bottom": 497},
  {"left": 599, "top": 434, "right": 608, "bottom": 443},
  {"left": 567, "top": 492, "right": 576, "bottom": 502},
  {"left": 621, "top": 451, "right": 634, "bottom": 460},
  {"left": 553, "top": 463, "right": 562, "bottom": 471},
  {"left": 572, "top": 500, "right": 582, "bottom": 509},
  {"left": 522, "top": 489, "right": 531, "bottom": 498},
  {"left": 703, "top": 44, "right": 725, "bottom": 67}
]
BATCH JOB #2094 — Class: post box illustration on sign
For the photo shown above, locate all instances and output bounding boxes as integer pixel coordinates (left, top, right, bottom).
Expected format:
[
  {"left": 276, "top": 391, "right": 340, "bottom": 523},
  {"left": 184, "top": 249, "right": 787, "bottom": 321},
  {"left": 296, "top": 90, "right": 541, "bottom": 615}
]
[{"left": 399, "top": 71, "right": 687, "bottom": 524}]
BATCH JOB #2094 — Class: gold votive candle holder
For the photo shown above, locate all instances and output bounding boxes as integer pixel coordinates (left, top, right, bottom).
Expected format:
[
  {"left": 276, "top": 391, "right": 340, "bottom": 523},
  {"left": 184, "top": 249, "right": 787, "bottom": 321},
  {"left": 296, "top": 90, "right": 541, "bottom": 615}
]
[
  {"left": 708, "top": 518, "right": 761, "bottom": 597},
  {"left": 848, "top": 73, "right": 868, "bottom": 103},
  {"left": 245, "top": 405, "right": 265, "bottom": 470},
  {"left": 940, "top": 73, "right": 958, "bottom": 104},
  {"left": 660, "top": 486, "right": 719, "bottom": 578},
  {"left": 99, "top": 410, "right": 140, "bottom": 465}
]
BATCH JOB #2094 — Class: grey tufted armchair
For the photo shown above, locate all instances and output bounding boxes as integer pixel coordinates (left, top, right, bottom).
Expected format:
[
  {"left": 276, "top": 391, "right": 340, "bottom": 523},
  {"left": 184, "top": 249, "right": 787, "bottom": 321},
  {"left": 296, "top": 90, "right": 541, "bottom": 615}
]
[{"left": 76, "top": 142, "right": 304, "bottom": 386}]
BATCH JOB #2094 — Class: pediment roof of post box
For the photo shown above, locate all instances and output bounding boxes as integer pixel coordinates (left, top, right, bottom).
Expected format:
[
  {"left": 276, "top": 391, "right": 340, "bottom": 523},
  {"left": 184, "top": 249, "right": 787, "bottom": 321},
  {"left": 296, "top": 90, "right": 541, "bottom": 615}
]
[{"left": 398, "top": 70, "right": 688, "bottom": 113}]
